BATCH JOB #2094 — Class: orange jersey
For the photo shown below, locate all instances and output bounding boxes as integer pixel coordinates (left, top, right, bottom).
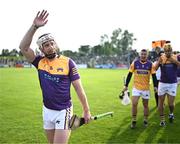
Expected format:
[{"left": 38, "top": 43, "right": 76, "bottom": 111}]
[{"left": 129, "top": 59, "right": 155, "bottom": 90}]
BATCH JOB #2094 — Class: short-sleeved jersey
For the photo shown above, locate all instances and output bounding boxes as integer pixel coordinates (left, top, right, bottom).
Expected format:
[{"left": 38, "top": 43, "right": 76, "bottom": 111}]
[
  {"left": 129, "top": 59, "right": 155, "bottom": 90},
  {"left": 32, "top": 55, "right": 80, "bottom": 110},
  {"left": 160, "top": 54, "right": 177, "bottom": 83}
]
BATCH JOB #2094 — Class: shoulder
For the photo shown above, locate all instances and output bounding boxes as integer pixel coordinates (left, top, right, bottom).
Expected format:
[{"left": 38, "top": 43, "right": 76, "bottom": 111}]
[
  {"left": 58, "top": 55, "right": 77, "bottom": 68},
  {"left": 57, "top": 55, "right": 71, "bottom": 65},
  {"left": 172, "top": 54, "right": 177, "bottom": 59},
  {"left": 58, "top": 55, "right": 70, "bottom": 61},
  {"left": 32, "top": 55, "right": 44, "bottom": 62},
  {"left": 147, "top": 60, "right": 153, "bottom": 65},
  {"left": 31, "top": 55, "right": 45, "bottom": 68},
  {"left": 178, "top": 54, "right": 180, "bottom": 61},
  {"left": 133, "top": 59, "right": 139, "bottom": 64}
]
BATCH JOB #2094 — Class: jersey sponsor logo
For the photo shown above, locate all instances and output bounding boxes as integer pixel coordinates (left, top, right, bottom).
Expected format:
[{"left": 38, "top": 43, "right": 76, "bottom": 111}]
[
  {"left": 137, "top": 70, "right": 148, "bottom": 74},
  {"left": 44, "top": 73, "right": 60, "bottom": 83}
]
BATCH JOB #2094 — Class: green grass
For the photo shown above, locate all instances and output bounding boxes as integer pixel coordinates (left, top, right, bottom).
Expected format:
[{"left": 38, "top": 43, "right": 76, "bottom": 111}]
[{"left": 0, "top": 68, "right": 180, "bottom": 143}]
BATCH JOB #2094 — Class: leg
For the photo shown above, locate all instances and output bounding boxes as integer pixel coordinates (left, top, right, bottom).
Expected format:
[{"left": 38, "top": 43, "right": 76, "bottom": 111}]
[
  {"left": 167, "top": 95, "right": 175, "bottom": 114},
  {"left": 132, "top": 96, "right": 140, "bottom": 120},
  {"left": 43, "top": 106, "right": 55, "bottom": 144},
  {"left": 158, "top": 95, "right": 166, "bottom": 126},
  {"left": 45, "top": 129, "right": 55, "bottom": 144},
  {"left": 158, "top": 95, "right": 165, "bottom": 116},
  {"left": 131, "top": 96, "right": 140, "bottom": 128},
  {"left": 167, "top": 94, "right": 175, "bottom": 123},
  {"left": 53, "top": 129, "right": 71, "bottom": 144},
  {"left": 142, "top": 98, "right": 149, "bottom": 123}
]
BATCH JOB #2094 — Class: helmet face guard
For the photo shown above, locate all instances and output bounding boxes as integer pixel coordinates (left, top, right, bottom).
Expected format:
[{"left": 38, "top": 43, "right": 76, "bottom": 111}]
[
  {"left": 36, "top": 33, "right": 57, "bottom": 59},
  {"left": 36, "top": 33, "right": 55, "bottom": 49}
]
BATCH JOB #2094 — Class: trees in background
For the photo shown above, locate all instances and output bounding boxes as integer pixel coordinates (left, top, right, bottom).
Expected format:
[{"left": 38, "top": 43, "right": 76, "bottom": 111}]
[
  {"left": 100, "top": 28, "right": 136, "bottom": 56},
  {"left": 1, "top": 49, "right": 21, "bottom": 57},
  {"left": 0, "top": 28, "right": 137, "bottom": 66}
]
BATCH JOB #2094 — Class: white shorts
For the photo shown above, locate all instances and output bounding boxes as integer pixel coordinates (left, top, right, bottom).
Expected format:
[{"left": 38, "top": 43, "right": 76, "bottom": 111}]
[
  {"left": 43, "top": 105, "right": 73, "bottom": 130},
  {"left": 177, "top": 77, "right": 180, "bottom": 85},
  {"left": 158, "top": 82, "right": 177, "bottom": 96},
  {"left": 132, "top": 88, "right": 150, "bottom": 99}
]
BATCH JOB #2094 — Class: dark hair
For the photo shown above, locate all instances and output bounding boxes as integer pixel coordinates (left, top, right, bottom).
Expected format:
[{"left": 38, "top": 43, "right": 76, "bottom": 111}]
[
  {"left": 141, "top": 49, "right": 147, "bottom": 52},
  {"left": 166, "top": 41, "right": 171, "bottom": 44}
]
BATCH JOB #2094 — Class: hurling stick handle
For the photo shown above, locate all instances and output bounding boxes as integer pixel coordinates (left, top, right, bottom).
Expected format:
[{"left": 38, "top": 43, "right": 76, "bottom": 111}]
[{"left": 92, "top": 112, "right": 114, "bottom": 120}]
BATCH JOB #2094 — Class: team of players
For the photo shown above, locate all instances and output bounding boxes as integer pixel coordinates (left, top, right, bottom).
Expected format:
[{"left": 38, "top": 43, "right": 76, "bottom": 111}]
[
  {"left": 20, "top": 10, "right": 180, "bottom": 143},
  {"left": 124, "top": 45, "right": 180, "bottom": 128}
]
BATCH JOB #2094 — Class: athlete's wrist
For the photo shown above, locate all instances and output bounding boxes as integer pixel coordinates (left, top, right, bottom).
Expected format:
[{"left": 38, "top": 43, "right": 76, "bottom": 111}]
[
  {"left": 32, "top": 24, "right": 39, "bottom": 30},
  {"left": 83, "top": 108, "right": 90, "bottom": 113}
]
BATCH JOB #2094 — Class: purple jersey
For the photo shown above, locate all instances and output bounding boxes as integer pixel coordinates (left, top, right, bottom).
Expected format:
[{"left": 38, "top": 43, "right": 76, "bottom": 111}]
[
  {"left": 177, "top": 55, "right": 180, "bottom": 77},
  {"left": 160, "top": 54, "right": 177, "bottom": 83},
  {"left": 32, "top": 55, "right": 80, "bottom": 110}
]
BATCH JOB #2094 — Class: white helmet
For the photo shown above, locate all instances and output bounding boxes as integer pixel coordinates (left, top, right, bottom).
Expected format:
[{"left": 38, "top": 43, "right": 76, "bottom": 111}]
[{"left": 36, "top": 33, "right": 55, "bottom": 48}]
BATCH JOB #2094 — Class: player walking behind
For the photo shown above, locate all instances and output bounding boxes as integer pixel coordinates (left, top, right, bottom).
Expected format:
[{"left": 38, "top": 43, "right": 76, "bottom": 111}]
[
  {"left": 155, "top": 44, "right": 180, "bottom": 126},
  {"left": 123, "top": 49, "right": 158, "bottom": 128}
]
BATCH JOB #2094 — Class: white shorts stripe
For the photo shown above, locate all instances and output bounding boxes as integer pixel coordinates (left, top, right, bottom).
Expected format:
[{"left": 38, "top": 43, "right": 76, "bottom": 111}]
[{"left": 43, "top": 105, "right": 73, "bottom": 130}]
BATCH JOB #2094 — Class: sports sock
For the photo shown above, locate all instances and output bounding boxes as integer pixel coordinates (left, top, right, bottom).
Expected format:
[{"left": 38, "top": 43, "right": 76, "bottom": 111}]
[
  {"left": 132, "top": 115, "right": 137, "bottom": 122},
  {"left": 144, "top": 115, "right": 148, "bottom": 121},
  {"left": 160, "top": 115, "right": 165, "bottom": 122}
]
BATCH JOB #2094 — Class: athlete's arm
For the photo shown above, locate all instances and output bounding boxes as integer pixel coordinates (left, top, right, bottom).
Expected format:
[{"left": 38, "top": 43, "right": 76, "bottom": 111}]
[
  {"left": 123, "top": 72, "right": 133, "bottom": 91},
  {"left": 152, "top": 74, "right": 158, "bottom": 92},
  {"left": 154, "top": 57, "right": 162, "bottom": 70},
  {"left": 72, "top": 79, "right": 91, "bottom": 124},
  {"left": 19, "top": 10, "right": 49, "bottom": 62}
]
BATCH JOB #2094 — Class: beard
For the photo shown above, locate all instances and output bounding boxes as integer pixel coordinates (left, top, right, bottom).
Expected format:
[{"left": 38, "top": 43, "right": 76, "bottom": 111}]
[
  {"left": 45, "top": 52, "right": 57, "bottom": 59},
  {"left": 140, "top": 58, "right": 147, "bottom": 62}
]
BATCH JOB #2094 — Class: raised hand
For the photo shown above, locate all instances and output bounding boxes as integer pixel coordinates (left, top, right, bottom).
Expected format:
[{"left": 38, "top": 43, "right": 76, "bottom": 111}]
[{"left": 33, "top": 10, "right": 49, "bottom": 28}]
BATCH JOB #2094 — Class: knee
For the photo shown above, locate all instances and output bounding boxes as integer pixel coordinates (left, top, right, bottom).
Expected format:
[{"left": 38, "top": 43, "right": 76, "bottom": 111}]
[
  {"left": 169, "top": 104, "right": 174, "bottom": 107},
  {"left": 132, "top": 102, "right": 138, "bottom": 107}
]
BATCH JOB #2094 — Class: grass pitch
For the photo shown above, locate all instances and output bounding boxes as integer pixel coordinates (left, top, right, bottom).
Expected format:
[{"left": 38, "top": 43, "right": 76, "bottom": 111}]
[{"left": 0, "top": 68, "right": 180, "bottom": 143}]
